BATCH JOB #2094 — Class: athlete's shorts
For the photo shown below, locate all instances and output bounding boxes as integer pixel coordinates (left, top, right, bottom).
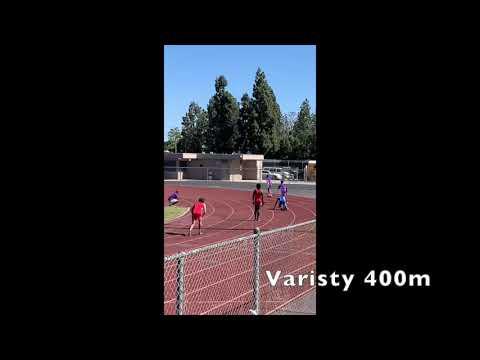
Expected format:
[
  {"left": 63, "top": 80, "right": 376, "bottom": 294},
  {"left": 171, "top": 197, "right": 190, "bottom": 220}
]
[{"left": 192, "top": 213, "right": 202, "bottom": 221}]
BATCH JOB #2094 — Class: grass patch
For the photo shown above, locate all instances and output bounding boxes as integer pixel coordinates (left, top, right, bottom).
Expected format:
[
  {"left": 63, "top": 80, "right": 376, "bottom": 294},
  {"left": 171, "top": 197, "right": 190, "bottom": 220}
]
[{"left": 164, "top": 206, "right": 189, "bottom": 223}]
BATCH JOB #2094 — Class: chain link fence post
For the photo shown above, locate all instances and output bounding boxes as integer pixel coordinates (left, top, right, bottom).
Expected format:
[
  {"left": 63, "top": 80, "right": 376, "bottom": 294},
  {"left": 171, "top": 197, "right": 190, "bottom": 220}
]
[
  {"left": 164, "top": 220, "right": 316, "bottom": 315},
  {"left": 176, "top": 253, "right": 186, "bottom": 315},
  {"left": 252, "top": 227, "right": 261, "bottom": 315}
]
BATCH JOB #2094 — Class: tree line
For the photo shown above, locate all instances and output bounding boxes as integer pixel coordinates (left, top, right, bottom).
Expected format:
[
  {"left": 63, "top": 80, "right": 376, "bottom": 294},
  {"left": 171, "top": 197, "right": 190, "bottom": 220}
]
[{"left": 165, "top": 68, "right": 316, "bottom": 160}]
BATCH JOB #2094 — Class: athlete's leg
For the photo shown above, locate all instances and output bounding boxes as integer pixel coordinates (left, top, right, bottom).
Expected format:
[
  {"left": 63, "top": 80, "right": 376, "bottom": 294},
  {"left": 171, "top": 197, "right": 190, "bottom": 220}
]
[
  {"left": 189, "top": 215, "right": 196, "bottom": 235},
  {"left": 189, "top": 220, "right": 196, "bottom": 235}
]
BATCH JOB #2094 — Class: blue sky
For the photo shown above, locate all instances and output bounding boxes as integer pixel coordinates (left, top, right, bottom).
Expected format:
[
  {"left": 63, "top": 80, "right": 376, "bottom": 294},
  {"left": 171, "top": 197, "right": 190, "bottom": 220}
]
[{"left": 164, "top": 45, "right": 316, "bottom": 140}]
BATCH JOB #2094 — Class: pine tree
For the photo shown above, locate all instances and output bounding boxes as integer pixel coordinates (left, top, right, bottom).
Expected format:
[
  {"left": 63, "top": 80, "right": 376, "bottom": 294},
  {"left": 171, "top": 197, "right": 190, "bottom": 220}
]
[
  {"left": 196, "top": 106, "right": 209, "bottom": 153},
  {"left": 246, "top": 110, "right": 260, "bottom": 154},
  {"left": 309, "top": 112, "right": 317, "bottom": 158},
  {"left": 238, "top": 93, "right": 254, "bottom": 152},
  {"left": 292, "top": 99, "right": 313, "bottom": 159},
  {"left": 180, "top": 102, "right": 208, "bottom": 153},
  {"left": 251, "top": 68, "right": 282, "bottom": 156},
  {"left": 207, "top": 76, "right": 240, "bottom": 153},
  {"left": 277, "top": 113, "right": 294, "bottom": 159},
  {"left": 166, "top": 127, "right": 182, "bottom": 153}
]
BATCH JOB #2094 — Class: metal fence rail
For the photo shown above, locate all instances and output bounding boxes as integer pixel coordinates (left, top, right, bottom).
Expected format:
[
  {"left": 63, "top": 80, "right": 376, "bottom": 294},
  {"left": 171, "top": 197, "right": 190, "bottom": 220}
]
[
  {"left": 163, "top": 220, "right": 316, "bottom": 315},
  {"left": 263, "top": 159, "right": 308, "bottom": 181},
  {"left": 164, "top": 165, "right": 315, "bottom": 182},
  {"left": 164, "top": 166, "right": 261, "bottom": 181}
]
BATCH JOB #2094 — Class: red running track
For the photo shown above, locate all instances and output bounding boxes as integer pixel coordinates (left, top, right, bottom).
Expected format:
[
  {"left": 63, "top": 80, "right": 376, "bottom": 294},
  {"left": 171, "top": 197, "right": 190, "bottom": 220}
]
[
  {"left": 164, "top": 185, "right": 316, "bottom": 256},
  {"left": 163, "top": 185, "right": 316, "bottom": 315}
]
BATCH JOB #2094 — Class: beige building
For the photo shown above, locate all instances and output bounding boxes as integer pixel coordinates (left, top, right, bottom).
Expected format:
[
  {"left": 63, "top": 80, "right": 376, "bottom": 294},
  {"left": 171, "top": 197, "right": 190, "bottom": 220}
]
[
  {"left": 306, "top": 160, "right": 316, "bottom": 181},
  {"left": 164, "top": 153, "right": 264, "bottom": 181}
]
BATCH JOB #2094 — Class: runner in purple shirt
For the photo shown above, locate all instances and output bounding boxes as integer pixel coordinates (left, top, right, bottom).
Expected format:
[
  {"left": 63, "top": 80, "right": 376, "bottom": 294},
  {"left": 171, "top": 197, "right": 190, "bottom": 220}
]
[
  {"left": 266, "top": 175, "right": 273, "bottom": 197},
  {"left": 278, "top": 180, "right": 288, "bottom": 199},
  {"left": 168, "top": 190, "right": 179, "bottom": 206}
]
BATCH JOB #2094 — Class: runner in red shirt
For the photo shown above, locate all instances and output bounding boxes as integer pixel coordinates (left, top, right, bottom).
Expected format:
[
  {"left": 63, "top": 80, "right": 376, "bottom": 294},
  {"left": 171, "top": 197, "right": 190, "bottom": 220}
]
[
  {"left": 188, "top": 197, "right": 207, "bottom": 236},
  {"left": 252, "top": 183, "right": 264, "bottom": 221}
]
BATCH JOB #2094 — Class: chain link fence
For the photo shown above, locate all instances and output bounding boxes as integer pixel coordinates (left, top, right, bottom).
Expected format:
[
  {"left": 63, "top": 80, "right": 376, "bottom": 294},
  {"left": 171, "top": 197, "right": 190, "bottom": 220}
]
[
  {"left": 263, "top": 159, "right": 317, "bottom": 182},
  {"left": 163, "top": 220, "right": 316, "bottom": 315},
  {"left": 164, "top": 166, "right": 260, "bottom": 181},
  {"left": 164, "top": 163, "right": 316, "bottom": 182}
]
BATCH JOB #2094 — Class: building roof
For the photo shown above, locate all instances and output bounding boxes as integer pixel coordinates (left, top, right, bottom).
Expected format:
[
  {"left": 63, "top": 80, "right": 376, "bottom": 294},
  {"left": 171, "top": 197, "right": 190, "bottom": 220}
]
[{"left": 164, "top": 153, "right": 264, "bottom": 161}]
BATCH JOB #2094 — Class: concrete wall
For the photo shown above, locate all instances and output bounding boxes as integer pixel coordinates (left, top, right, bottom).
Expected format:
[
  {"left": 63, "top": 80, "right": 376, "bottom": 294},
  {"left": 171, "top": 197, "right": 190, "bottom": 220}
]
[
  {"left": 164, "top": 160, "right": 181, "bottom": 180},
  {"left": 163, "top": 154, "right": 264, "bottom": 181},
  {"left": 164, "top": 170, "right": 177, "bottom": 180},
  {"left": 183, "top": 161, "right": 208, "bottom": 179},
  {"left": 229, "top": 159, "right": 241, "bottom": 181},
  {"left": 307, "top": 163, "right": 316, "bottom": 181},
  {"left": 241, "top": 160, "right": 262, "bottom": 180},
  {"left": 181, "top": 159, "right": 242, "bottom": 180}
]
